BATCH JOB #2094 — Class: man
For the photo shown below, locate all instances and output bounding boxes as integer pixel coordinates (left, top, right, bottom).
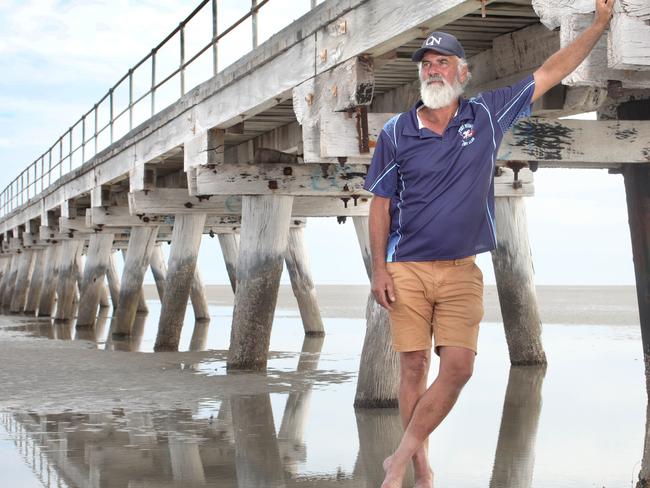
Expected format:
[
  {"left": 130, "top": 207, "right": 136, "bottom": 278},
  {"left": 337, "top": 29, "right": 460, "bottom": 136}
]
[{"left": 363, "top": 1, "right": 616, "bottom": 487}]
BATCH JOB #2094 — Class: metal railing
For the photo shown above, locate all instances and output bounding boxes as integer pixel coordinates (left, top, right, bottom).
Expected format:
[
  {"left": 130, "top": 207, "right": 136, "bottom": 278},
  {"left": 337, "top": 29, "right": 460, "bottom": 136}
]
[{"left": 0, "top": 0, "right": 319, "bottom": 219}]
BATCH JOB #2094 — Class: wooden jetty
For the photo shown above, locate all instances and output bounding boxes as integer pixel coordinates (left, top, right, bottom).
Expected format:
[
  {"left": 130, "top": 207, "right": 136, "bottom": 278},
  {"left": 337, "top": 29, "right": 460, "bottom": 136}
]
[{"left": 0, "top": 0, "right": 648, "bottom": 463}]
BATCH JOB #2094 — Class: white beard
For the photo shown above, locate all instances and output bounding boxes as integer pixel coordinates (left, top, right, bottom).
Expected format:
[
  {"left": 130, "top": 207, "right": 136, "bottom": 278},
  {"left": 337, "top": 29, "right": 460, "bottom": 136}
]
[{"left": 420, "top": 77, "right": 464, "bottom": 110}]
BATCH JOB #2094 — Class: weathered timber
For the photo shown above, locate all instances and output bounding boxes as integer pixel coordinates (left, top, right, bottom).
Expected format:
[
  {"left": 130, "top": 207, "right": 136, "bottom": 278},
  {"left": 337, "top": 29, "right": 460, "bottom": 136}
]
[
  {"left": 128, "top": 190, "right": 371, "bottom": 218},
  {"left": 560, "top": 13, "right": 650, "bottom": 88},
  {"left": 195, "top": 163, "right": 367, "bottom": 197},
  {"left": 54, "top": 239, "right": 84, "bottom": 320},
  {"left": 618, "top": 100, "right": 650, "bottom": 488},
  {"left": 120, "top": 249, "right": 149, "bottom": 314},
  {"left": 489, "top": 365, "right": 546, "bottom": 488},
  {"left": 106, "top": 251, "right": 121, "bottom": 309},
  {"left": 0, "top": 256, "right": 11, "bottom": 304},
  {"left": 534, "top": 0, "right": 650, "bottom": 71},
  {"left": 492, "top": 197, "right": 546, "bottom": 365},
  {"left": 154, "top": 214, "right": 207, "bottom": 351},
  {"left": 112, "top": 227, "right": 159, "bottom": 336},
  {"left": 294, "top": 56, "right": 375, "bottom": 162},
  {"left": 227, "top": 195, "right": 293, "bottom": 370},
  {"left": 76, "top": 233, "right": 115, "bottom": 327},
  {"left": 10, "top": 250, "right": 35, "bottom": 313},
  {"left": 24, "top": 249, "right": 46, "bottom": 314},
  {"left": 352, "top": 216, "right": 400, "bottom": 408},
  {"left": 137, "top": 288, "right": 149, "bottom": 314},
  {"left": 189, "top": 268, "right": 210, "bottom": 321},
  {"left": 189, "top": 320, "right": 210, "bottom": 351},
  {"left": 284, "top": 226, "right": 325, "bottom": 336},
  {"left": 218, "top": 233, "right": 239, "bottom": 293},
  {"left": 320, "top": 112, "right": 650, "bottom": 167},
  {"left": 533, "top": 0, "right": 593, "bottom": 29},
  {"left": 149, "top": 244, "right": 168, "bottom": 300},
  {"left": 38, "top": 244, "right": 63, "bottom": 317},
  {"left": 225, "top": 122, "right": 302, "bottom": 164},
  {"left": 98, "top": 282, "right": 110, "bottom": 308},
  {"left": 610, "top": 2, "right": 650, "bottom": 71}
]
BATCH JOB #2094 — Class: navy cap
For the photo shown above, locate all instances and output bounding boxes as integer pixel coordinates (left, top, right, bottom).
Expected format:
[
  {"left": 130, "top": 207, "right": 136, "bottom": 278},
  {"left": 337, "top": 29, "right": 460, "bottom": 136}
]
[{"left": 411, "top": 31, "right": 466, "bottom": 61}]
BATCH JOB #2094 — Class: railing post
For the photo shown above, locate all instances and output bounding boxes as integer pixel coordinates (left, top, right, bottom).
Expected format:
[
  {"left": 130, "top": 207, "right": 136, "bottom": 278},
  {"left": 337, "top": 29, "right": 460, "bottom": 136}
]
[
  {"left": 68, "top": 128, "right": 73, "bottom": 171},
  {"left": 58, "top": 138, "right": 63, "bottom": 179},
  {"left": 109, "top": 88, "right": 114, "bottom": 144},
  {"left": 180, "top": 22, "right": 186, "bottom": 96},
  {"left": 212, "top": 0, "right": 218, "bottom": 75},
  {"left": 81, "top": 115, "right": 86, "bottom": 163},
  {"left": 94, "top": 104, "right": 98, "bottom": 156},
  {"left": 128, "top": 69, "right": 134, "bottom": 131},
  {"left": 252, "top": 0, "right": 258, "bottom": 49},
  {"left": 151, "top": 49, "right": 157, "bottom": 116},
  {"left": 48, "top": 150, "right": 52, "bottom": 187}
]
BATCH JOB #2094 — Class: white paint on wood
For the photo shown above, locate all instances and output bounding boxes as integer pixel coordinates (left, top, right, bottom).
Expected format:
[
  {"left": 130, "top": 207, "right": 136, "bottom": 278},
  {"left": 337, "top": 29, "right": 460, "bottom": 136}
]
[
  {"left": 38, "top": 244, "right": 62, "bottom": 317},
  {"left": 154, "top": 213, "right": 207, "bottom": 351},
  {"left": 284, "top": 226, "right": 325, "bottom": 335},
  {"left": 112, "top": 227, "right": 159, "bottom": 336},
  {"left": 106, "top": 251, "right": 121, "bottom": 309},
  {"left": 10, "top": 250, "right": 36, "bottom": 313},
  {"left": 149, "top": 244, "right": 168, "bottom": 300},
  {"left": 227, "top": 195, "right": 294, "bottom": 370},
  {"left": 532, "top": 0, "right": 594, "bottom": 29},
  {"left": 560, "top": 13, "right": 650, "bottom": 88},
  {"left": 218, "top": 233, "right": 239, "bottom": 293},
  {"left": 190, "top": 269, "right": 210, "bottom": 321},
  {"left": 24, "top": 250, "right": 46, "bottom": 314},
  {"left": 352, "top": 215, "right": 399, "bottom": 407},
  {"left": 129, "top": 190, "right": 371, "bottom": 217},
  {"left": 76, "top": 233, "right": 115, "bottom": 327},
  {"left": 609, "top": 1, "right": 650, "bottom": 70},
  {"left": 54, "top": 239, "right": 84, "bottom": 321},
  {"left": 196, "top": 163, "right": 367, "bottom": 196},
  {"left": 492, "top": 197, "right": 546, "bottom": 365}
]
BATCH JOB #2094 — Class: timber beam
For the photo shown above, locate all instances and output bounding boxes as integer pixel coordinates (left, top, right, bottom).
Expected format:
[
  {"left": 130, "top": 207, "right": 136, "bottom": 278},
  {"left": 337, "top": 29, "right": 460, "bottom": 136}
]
[
  {"left": 319, "top": 112, "right": 650, "bottom": 167},
  {"left": 125, "top": 189, "right": 371, "bottom": 218}
]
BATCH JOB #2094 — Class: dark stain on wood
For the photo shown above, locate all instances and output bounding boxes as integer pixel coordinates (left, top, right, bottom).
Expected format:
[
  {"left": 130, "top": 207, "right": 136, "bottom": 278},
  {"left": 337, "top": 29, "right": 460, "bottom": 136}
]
[
  {"left": 511, "top": 121, "right": 577, "bottom": 160},
  {"left": 614, "top": 127, "right": 638, "bottom": 140}
]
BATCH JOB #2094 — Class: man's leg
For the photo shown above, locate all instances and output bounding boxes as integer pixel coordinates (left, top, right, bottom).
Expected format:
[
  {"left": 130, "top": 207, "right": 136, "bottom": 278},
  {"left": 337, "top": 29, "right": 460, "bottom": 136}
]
[
  {"left": 382, "top": 346, "right": 475, "bottom": 488},
  {"left": 398, "top": 350, "right": 433, "bottom": 487}
]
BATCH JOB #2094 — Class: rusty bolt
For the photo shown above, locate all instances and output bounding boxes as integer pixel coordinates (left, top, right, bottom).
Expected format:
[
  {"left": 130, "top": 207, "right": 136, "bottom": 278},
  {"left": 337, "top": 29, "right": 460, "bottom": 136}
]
[
  {"left": 184, "top": 202, "right": 193, "bottom": 208},
  {"left": 268, "top": 180, "right": 278, "bottom": 190},
  {"left": 283, "top": 167, "right": 293, "bottom": 176}
]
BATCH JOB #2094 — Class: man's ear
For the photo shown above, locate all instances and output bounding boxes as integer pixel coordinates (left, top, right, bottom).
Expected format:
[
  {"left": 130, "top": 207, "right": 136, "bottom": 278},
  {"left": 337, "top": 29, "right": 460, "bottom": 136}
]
[{"left": 459, "top": 64, "right": 469, "bottom": 84}]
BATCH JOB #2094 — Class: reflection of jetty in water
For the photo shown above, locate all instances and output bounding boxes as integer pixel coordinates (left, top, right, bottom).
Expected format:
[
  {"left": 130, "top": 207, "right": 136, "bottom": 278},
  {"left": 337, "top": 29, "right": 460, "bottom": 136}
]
[{"left": 0, "top": 362, "right": 561, "bottom": 488}]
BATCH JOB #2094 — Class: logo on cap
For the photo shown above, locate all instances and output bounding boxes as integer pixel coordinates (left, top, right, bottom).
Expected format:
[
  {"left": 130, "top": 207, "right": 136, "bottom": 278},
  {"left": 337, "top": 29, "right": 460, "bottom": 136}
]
[{"left": 426, "top": 36, "right": 442, "bottom": 46}]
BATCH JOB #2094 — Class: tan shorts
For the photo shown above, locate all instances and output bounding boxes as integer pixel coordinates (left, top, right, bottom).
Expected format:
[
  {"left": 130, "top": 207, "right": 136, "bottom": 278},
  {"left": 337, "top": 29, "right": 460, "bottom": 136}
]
[{"left": 386, "top": 257, "right": 484, "bottom": 355}]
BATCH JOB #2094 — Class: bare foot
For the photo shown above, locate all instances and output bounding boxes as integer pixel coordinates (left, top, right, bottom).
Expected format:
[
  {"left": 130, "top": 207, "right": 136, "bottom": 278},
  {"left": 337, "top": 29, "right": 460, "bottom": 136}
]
[
  {"left": 413, "top": 469, "right": 434, "bottom": 488},
  {"left": 381, "top": 455, "right": 405, "bottom": 488}
]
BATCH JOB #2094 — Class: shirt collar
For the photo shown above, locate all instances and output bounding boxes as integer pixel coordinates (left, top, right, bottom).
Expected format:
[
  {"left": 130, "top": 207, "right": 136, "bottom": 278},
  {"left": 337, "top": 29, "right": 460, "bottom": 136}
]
[{"left": 405, "top": 98, "right": 472, "bottom": 137}]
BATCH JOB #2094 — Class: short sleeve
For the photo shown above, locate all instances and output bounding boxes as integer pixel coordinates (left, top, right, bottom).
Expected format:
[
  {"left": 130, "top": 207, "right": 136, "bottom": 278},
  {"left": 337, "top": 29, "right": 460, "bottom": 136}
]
[
  {"left": 479, "top": 75, "right": 535, "bottom": 133},
  {"left": 363, "top": 123, "right": 399, "bottom": 198}
]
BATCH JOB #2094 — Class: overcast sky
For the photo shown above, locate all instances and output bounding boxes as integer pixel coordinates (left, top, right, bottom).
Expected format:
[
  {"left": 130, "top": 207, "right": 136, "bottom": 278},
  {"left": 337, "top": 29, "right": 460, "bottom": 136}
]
[{"left": 0, "top": 0, "right": 636, "bottom": 286}]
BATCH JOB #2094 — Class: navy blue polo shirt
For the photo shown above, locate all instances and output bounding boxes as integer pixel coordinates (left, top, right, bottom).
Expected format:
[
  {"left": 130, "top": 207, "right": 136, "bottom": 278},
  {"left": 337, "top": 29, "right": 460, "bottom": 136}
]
[{"left": 364, "top": 75, "right": 535, "bottom": 262}]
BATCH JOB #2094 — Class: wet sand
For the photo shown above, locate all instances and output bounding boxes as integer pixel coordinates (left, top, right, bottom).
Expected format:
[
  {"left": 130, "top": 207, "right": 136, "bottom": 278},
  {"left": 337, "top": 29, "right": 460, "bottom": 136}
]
[{"left": 0, "top": 285, "right": 645, "bottom": 487}]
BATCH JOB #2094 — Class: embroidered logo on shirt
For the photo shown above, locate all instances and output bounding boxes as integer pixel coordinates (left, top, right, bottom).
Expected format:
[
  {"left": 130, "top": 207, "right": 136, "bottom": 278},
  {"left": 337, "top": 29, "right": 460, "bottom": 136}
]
[{"left": 458, "top": 123, "right": 476, "bottom": 147}]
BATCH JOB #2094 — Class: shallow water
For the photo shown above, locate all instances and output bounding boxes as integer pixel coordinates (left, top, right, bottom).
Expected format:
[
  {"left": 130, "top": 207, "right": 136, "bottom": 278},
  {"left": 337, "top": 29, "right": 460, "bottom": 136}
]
[{"left": 0, "top": 296, "right": 646, "bottom": 488}]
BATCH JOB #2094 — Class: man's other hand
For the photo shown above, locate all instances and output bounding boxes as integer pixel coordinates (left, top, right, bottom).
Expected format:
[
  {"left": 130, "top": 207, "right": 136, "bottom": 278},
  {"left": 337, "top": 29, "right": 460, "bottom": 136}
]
[{"left": 372, "top": 267, "right": 396, "bottom": 311}]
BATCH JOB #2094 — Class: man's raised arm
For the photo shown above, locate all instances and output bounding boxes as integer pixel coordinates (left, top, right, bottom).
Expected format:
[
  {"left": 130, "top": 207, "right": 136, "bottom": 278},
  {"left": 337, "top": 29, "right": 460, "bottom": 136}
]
[{"left": 532, "top": 0, "right": 615, "bottom": 102}]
